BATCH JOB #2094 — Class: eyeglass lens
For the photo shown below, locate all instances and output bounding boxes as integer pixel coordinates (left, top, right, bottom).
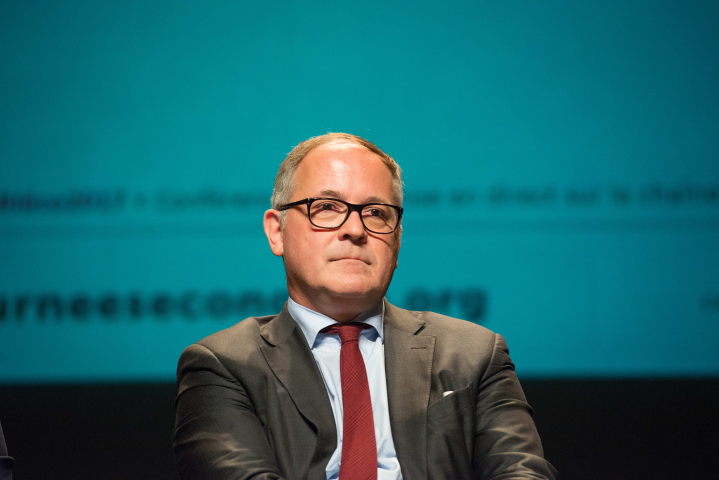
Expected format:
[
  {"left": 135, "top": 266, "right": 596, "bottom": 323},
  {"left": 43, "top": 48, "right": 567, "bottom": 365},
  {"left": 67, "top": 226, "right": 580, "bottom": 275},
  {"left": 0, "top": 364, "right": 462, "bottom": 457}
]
[{"left": 309, "top": 199, "right": 398, "bottom": 232}]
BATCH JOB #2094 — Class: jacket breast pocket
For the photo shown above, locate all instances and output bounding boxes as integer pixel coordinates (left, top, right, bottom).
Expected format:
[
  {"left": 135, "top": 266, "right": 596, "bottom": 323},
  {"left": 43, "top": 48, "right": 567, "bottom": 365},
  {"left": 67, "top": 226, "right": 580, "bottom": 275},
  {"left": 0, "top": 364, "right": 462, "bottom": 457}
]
[
  {"left": 428, "top": 384, "right": 474, "bottom": 419},
  {"left": 426, "top": 384, "right": 475, "bottom": 480}
]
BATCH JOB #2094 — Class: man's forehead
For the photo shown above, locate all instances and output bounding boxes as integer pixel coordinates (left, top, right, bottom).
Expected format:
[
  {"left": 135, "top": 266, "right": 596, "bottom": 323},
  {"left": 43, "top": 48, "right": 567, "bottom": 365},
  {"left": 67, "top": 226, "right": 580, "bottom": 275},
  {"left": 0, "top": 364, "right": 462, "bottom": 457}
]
[{"left": 291, "top": 145, "right": 394, "bottom": 204}]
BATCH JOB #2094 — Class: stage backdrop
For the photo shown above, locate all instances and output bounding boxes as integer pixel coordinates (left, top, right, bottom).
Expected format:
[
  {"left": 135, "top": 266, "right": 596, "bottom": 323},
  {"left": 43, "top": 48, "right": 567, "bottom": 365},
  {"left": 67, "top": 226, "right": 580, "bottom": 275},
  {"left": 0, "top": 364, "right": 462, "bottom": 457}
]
[{"left": 1, "top": 0, "right": 718, "bottom": 383}]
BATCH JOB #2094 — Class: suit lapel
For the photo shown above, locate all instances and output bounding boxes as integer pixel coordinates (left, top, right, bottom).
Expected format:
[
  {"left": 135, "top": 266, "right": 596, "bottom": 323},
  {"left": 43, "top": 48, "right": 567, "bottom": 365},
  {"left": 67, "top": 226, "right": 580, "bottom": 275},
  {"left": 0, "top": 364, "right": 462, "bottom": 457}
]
[
  {"left": 258, "top": 306, "right": 337, "bottom": 474},
  {"left": 384, "top": 300, "right": 435, "bottom": 480}
]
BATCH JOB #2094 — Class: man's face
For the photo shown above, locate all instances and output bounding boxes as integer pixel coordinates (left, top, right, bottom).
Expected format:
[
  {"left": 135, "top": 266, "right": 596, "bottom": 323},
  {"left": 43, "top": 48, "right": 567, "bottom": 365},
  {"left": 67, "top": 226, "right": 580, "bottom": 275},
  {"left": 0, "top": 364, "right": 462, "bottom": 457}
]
[{"left": 265, "top": 142, "right": 401, "bottom": 320}]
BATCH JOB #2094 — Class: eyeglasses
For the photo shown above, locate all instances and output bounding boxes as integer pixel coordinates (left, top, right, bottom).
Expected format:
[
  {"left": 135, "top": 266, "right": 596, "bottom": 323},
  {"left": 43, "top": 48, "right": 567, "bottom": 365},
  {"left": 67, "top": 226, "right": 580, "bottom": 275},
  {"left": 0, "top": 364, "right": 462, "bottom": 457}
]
[{"left": 277, "top": 197, "right": 403, "bottom": 234}]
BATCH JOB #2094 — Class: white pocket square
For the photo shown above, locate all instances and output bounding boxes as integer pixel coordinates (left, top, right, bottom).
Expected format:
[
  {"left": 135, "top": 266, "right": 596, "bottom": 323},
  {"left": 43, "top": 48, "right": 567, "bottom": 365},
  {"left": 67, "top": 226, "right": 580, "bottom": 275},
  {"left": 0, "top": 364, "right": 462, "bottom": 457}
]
[{"left": 442, "top": 390, "right": 454, "bottom": 397}]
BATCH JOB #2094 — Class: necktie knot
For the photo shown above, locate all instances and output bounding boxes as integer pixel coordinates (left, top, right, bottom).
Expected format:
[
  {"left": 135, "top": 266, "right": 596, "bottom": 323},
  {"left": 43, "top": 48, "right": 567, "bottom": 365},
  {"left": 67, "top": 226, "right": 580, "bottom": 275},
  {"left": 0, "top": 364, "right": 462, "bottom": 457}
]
[{"left": 320, "top": 322, "right": 369, "bottom": 344}]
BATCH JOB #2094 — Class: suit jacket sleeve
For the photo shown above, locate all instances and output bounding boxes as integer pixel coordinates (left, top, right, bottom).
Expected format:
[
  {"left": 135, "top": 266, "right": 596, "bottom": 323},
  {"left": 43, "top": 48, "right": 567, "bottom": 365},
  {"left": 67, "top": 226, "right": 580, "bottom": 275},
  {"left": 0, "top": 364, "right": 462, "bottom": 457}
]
[
  {"left": 0, "top": 420, "right": 13, "bottom": 480},
  {"left": 174, "top": 343, "right": 285, "bottom": 480},
  {"left": 472, "top": 334, "right": 557, "bottom": 480}
]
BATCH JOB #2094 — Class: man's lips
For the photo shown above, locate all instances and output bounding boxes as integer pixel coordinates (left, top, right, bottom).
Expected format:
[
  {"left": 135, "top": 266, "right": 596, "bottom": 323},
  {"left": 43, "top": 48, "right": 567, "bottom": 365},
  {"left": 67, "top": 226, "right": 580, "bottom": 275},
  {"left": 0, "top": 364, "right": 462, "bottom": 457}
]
[{"left": 331, "top": 257, "right": 370, "bottom": 264}]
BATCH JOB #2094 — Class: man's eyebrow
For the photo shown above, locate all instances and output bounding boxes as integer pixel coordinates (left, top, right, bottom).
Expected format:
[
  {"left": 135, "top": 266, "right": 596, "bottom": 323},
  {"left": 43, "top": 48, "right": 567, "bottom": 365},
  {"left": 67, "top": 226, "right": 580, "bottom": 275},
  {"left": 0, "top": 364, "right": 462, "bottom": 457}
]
[
  {"left": 319, "top": 190, "right": 343, "bottom": 198},
  {"left": 364, "top": 195, "right": 391, "bottom": 204},
  {"left": 318, "top": 190, "right": 391, "bottom": 204}
]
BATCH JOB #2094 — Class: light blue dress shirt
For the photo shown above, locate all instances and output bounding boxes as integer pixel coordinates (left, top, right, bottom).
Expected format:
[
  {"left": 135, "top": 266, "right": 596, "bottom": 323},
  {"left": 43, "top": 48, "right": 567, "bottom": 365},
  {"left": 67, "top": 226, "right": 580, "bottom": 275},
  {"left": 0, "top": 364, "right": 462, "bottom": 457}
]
[{"left": 287, "top": 298, "right": 403, "bottom": 480}]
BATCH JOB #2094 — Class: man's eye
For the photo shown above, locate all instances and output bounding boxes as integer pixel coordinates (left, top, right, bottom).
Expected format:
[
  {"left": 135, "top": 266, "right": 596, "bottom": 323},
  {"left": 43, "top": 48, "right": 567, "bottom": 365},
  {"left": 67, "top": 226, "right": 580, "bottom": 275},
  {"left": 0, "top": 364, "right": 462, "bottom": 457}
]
[
  {"left": 367, "top": 208, "right": 384, "bottom": 217},
  {"left": 318, "top": 203, "right": 337, "bottom": 211}
]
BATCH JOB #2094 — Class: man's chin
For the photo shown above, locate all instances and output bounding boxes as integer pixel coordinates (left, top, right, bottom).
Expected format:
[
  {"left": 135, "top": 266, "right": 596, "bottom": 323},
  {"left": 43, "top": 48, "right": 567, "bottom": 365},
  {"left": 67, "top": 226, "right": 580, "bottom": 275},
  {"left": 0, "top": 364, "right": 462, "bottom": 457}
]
[
  {"left": 322, "top": 281, "right": 383, "bottom": 302},
  {"left": 326, "top": 287, "right": 375, "bottom": 299},
  {"left": 319, "top": 270, "right": 392, "bottom": 301}
]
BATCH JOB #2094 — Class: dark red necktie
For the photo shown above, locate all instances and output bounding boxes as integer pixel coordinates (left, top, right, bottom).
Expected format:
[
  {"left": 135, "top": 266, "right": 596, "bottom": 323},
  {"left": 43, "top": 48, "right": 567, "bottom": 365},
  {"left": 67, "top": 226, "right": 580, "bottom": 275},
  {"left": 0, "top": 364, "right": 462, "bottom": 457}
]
[{"left": 321, "top": 322, "right": 377, "bottom": 480}]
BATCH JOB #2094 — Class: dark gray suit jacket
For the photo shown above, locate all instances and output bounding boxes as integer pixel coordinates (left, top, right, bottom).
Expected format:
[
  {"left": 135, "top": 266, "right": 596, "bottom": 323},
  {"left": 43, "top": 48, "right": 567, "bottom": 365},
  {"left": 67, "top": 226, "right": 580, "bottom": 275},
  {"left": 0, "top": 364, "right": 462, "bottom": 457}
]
[{"left": 174, "top": 300, "right": 557, "bottom": 480}]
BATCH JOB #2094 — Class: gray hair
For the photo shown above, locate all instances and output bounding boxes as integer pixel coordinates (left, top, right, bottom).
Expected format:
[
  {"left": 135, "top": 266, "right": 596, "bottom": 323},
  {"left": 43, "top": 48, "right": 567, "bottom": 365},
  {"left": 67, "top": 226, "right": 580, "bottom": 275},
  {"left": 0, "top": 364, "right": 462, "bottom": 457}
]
[{"left": 271, "top": 133, "right": 403, "bottom": 220}]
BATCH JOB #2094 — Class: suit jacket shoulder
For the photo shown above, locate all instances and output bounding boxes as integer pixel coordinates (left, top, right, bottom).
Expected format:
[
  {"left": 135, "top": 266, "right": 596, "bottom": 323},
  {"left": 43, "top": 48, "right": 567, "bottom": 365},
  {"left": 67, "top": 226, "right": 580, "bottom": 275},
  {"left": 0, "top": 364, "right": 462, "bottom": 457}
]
[
  {"left": 195, "top": 313, "right": 272, "bottom": 351},
  {"left": 400, "top": 307, "right": 498, "bottom": 350},
  {"left": 385, "top": 303, "right": 506, "bottom": 394}
]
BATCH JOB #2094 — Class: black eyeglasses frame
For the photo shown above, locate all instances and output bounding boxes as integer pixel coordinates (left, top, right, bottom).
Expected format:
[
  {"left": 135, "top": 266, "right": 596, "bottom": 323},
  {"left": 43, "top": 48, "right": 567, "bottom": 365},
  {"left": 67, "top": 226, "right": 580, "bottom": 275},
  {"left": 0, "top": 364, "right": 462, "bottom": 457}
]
[{"left": 277, "top": 197, "right": 403, "bottom": 234}]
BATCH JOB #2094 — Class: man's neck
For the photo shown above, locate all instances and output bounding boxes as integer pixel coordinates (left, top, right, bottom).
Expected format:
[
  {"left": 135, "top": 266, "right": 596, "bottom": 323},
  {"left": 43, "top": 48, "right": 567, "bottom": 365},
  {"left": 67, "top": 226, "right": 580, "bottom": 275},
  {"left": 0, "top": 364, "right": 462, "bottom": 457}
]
[{"left": 287, "top": 292, "right": 382, "bottom": 323}]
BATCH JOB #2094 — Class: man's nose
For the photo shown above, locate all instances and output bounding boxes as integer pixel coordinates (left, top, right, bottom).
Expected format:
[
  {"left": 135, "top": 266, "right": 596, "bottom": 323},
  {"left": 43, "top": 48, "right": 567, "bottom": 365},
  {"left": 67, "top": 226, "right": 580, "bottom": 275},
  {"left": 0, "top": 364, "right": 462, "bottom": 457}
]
[{"left": 340, "top": 210, "right": 366, "bottom": 239}]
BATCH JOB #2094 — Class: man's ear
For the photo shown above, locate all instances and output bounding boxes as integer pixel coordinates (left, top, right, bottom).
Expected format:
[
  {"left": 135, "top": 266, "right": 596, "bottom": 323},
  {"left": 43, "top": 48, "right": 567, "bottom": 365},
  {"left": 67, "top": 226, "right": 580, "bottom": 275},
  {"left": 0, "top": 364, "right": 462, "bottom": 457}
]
[{"left": 263, "top": 209, "right": 284, "bottom": 257}]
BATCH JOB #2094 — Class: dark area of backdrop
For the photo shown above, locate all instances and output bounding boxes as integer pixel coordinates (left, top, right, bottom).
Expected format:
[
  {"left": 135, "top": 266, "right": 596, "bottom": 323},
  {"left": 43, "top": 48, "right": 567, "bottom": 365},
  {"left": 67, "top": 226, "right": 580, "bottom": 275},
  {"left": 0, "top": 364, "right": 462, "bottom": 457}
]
[{"left": 1, "top": 1, "right": 718, "bottom": 478}]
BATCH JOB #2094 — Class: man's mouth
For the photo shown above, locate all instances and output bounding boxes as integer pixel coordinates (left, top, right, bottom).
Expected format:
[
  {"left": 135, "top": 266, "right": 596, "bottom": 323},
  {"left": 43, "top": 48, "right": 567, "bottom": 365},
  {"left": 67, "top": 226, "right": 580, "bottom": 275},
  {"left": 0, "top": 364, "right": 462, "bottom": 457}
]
[{"left": 333, "top": 257, "right": 370, "bottom": 264}]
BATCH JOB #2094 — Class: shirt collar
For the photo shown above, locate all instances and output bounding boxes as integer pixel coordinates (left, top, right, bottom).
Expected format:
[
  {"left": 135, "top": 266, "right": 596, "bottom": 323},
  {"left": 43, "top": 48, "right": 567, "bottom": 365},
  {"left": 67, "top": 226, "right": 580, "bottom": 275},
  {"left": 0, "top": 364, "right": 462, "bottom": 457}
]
[{"left": 287, "top": 297, "right": 385, "bottom": 349}]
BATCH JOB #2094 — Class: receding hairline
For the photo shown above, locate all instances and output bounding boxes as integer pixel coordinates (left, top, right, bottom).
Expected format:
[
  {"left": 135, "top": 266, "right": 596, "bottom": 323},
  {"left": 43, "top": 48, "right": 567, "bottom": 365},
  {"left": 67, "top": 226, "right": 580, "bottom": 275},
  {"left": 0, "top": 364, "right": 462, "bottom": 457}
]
[{"left": 300, "top": 141, "right": 392, "bottom": 167}]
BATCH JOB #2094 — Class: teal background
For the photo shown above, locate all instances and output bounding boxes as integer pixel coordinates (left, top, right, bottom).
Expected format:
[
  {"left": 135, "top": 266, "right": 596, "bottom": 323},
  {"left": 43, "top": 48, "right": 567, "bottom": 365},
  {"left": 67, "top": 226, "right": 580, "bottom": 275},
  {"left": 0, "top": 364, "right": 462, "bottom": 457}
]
[{"left": 1, "top": 0, "right": 718, "bottom": 383}]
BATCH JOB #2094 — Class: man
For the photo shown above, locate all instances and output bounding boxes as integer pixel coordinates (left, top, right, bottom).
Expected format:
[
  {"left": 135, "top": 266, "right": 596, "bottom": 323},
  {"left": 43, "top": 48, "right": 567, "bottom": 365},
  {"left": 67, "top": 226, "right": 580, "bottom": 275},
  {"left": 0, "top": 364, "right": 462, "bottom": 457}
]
[{"left": 173, "top": 133, "right": 557, "bottom": 479}]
